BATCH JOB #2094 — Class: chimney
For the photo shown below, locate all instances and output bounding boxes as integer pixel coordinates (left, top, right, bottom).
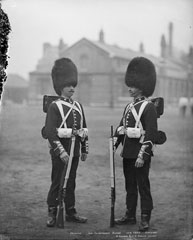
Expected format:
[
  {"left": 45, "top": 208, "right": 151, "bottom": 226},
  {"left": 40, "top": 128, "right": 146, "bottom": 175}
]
[
  {"left": 168, "top": 22, "right": 173, "bottom": 57},
  {"left": 43, "top": 42, "right": 51, "bottom": 55},
  {"left": 188, "top": 46, "right": 193, "bottom": 65},
  {"left": 139, "top": 42, "right": 144, "bottom": 53},
  {"left": 161, "top": 34, "right": 166, "bottom": 58},
  {"left": 99, "top": 29, "right": 105, "bottom": 43},
  {"left": 189, "top": 46, "right": 193, "bottom": 58},
  {"left": 58, "top": 38, "right": 65, "bottom": 51}
]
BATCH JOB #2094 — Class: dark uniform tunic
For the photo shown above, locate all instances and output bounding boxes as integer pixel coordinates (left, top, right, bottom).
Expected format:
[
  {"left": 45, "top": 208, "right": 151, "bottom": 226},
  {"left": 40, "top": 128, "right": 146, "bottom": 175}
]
[
  {"left": 115, "top": 97, "right": 158, "bottom": 214},
  {"left": 45, "top": 98, "right": 88, "bottom": 215}
]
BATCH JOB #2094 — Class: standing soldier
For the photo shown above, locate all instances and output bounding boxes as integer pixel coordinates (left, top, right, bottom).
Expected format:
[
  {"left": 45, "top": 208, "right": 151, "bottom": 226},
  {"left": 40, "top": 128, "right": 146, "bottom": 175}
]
[
  {"left": 44, "top": 58, "right": 89, "bottom": 227},
  {"left": 178, "top": 97, "right": 188, "bottom": 117},
  {"left": 114, "top": 57, "right": 158, "bottom": 231}
]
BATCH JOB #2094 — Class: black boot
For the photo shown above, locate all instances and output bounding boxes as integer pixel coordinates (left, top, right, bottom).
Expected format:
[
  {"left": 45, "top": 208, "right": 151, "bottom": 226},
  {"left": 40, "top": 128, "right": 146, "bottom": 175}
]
[
  {"left": 139, "top": 211, "right": 151, "bottom": 232},
  {"left": 65, "top": 213, "right": 87, "bottom": 223},
  {"left": 115, "top": 209, "right": 136, "bottom": 225},
  {"left": 46, "top": 206, "right": 57, "bottom": 227}
]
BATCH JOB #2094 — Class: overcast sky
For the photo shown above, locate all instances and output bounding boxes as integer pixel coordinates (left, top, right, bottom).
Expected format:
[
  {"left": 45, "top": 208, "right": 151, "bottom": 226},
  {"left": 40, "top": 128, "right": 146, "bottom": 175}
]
[{"left": 2, "top": 0, "right": 193, "bottom": 79}]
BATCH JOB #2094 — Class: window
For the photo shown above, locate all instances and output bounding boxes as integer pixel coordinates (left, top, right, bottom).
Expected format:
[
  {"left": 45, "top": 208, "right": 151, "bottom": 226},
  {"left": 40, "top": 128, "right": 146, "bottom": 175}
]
[{"left": 80, "top": 54, "right": 89, "bottom": 70}]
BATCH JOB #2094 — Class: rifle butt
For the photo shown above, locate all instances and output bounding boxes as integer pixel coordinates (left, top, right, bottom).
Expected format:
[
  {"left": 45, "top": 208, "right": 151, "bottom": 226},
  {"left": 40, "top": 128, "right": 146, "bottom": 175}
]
[
  {"left": 56, "top": 206, "right": 64, "bottom": 228},
  {"left": 110, "top": 206, "right": 115, "bottom": 227}
]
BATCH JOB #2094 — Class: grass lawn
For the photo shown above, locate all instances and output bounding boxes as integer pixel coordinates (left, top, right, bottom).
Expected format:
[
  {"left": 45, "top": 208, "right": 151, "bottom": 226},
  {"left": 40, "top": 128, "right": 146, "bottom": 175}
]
[{"left": 0, "top": 103, "right": 192, "bottom": 240}]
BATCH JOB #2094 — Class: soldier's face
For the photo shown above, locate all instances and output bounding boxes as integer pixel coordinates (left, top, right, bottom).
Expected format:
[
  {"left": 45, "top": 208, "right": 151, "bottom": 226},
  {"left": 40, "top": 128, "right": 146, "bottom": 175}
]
[
  {"left": 61, "top": 85, "right": 75, "bottom": 98},
  {"left": 128, "top": 87, "right": 142, "bottom": 99}
]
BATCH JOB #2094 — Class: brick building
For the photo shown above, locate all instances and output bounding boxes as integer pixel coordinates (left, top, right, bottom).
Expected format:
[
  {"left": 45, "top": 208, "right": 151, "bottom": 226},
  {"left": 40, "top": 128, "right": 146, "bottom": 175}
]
[{"left": 29, "top": 23, "right": 193, "bottom": 107}]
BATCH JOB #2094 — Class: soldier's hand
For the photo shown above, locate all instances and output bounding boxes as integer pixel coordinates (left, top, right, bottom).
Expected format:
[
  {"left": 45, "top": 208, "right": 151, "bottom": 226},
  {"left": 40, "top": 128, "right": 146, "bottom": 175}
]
[
  {"left": 117, "top": 126, "right": 125, "bottom": 135},
  {"left": 81, "top": 153, "right": 87, "bottom": 162},
  {"left": 135, "top": 157, "right": 144, "bottom": 168},
  {"left": 60, "top": 151, "right": 69, "bottom": 165}
]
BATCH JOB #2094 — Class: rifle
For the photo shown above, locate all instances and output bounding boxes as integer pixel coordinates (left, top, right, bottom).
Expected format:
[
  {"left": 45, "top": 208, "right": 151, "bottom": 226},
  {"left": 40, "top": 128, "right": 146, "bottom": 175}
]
[
  {"left": 56, "top": 135, "right": 76, "bottom": 228},
  {"left": 109, "top": 125, "right": 116, "bottom": 227}
]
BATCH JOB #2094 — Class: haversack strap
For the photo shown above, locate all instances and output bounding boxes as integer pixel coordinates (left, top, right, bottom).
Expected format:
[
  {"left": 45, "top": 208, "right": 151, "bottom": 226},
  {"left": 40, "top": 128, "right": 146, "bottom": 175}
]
[
  {"left": 131, "top": 101, "right": 148, "bottom": 128},
  {"left": 60, "top": 100, "right": 82, "bottom": 116},
  {"left": 55, "top": 101, "right": 75, "bottom": 128},
  {"left": 131, "top": 100, "right": 148, "bottom": 143},
  {"left": 74, "top": 101, "right": 83, "bottom": 129}
]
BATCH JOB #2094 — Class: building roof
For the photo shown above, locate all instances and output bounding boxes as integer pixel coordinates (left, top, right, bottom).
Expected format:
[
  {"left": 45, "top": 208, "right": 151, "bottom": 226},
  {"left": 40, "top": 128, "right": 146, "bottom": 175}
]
[
  {"left": 92, "top": 40, "right": 183, "bottom": 69},
  {"left": 66, "top": 37, "right": 141, "bottom": 60},
  {"left": 92, "top": 40, "right": 138, "bottom": 60},
  {"left": 39, "top": 35, "right": 186, "bottom": 76},
  {"left": 65, "top": 37, "right": 178, "bottom": 69}
]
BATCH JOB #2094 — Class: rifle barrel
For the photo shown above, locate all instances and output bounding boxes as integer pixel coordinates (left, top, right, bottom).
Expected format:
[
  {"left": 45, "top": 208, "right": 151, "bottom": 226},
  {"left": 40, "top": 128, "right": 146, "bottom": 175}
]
[
  {"left": 109, "top": 125, "right": 116, "bottom": 227},
  {"left": 56, "top": 136, "right": 76, "bottom": 228}
]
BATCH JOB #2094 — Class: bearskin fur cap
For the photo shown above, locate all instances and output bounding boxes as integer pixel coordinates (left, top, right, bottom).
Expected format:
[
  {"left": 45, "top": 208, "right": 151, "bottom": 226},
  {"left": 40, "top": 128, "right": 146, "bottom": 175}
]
[
  {"left": 125, "top": 57, "right": 156, "bottom": 97},
  {"left": 51, "top": 58, "right": 78, "bottom": 96}
]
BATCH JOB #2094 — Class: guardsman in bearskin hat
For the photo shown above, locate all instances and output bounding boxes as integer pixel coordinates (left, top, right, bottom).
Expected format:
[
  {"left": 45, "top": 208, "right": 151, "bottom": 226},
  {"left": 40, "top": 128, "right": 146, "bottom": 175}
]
[
  {"left": 114, "top": 57, "right": 158, "bottom": 231},
  {"left": 45, "top": 58, "right": 88, "bottom": 227}
]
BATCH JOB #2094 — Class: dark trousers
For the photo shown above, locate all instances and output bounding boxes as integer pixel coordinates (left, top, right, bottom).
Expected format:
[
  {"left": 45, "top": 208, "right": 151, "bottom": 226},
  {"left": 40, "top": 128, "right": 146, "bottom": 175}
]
[
  {"left": 47, "top": 149, "right": 79, "bottom": 215},
  {"left": 123, "top": 158, "right": 153, "bottom": 215}
]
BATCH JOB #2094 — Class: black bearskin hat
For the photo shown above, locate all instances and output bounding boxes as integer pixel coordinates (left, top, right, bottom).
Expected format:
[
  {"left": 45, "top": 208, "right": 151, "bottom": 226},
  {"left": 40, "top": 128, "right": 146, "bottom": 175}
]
[
  {"left": 51, "top": 58, "right": 78, "bottom": 96},
  {"left": 125, "top": 57, "right": 156, "bottom": 97}
]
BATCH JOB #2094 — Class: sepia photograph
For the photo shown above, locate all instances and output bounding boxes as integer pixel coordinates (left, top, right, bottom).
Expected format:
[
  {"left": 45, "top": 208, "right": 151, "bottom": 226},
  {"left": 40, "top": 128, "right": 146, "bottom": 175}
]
[{"left": 0, "top": 0, "right": 193, "bottom": 239}]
